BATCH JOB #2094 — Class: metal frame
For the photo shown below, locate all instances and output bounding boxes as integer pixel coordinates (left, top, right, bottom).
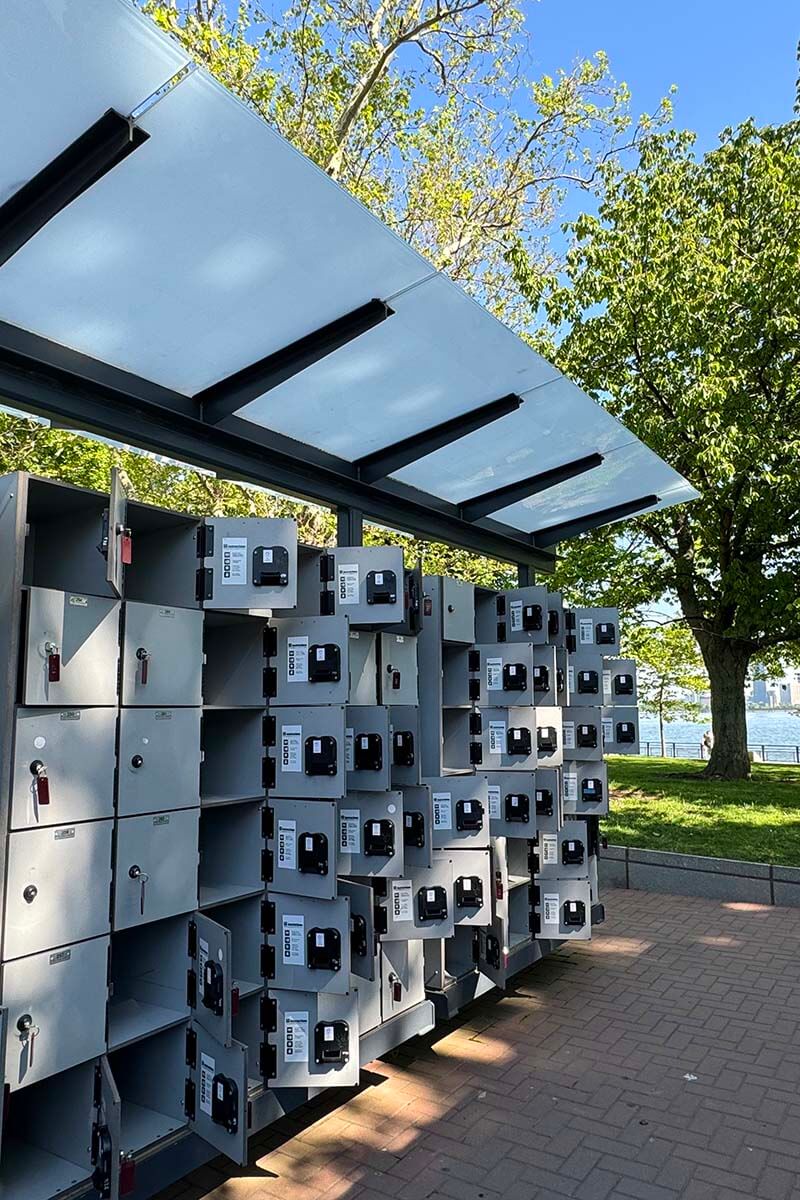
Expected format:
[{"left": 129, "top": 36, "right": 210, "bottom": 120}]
[
  {"left": 458, "top": 453, "right": 604, "bottom": 521},
  {"left": 534, "top": 495, "right": 659, "bottom": 546}
]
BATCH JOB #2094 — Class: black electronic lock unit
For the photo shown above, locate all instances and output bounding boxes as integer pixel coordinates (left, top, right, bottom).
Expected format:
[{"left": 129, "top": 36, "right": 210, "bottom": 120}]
[
  {"left": 253, "top": 546, "right": 289, "bottom": 587},
  {"left": 614, "top": 673, "right": 634, "bottom": 695},
  {"left": 596, "top": 621, "right": 616, "bottom": 645},
  {"left": 417, "top": 885, "right": 448, "bottom": 922},
  {"left": 533, "top": 665, "right": 549, "bottom": 693},
  {"left": 507, "top": 727, "right": 532, "bottom": 756},
  {"left": 485, "top": 933, "right": 501, "bottom": 970},
  {"left": 202, "top": 960, "right": 225, "bottom": 1017},
  {"left": 535, "top": 788, "right": 554, "bottom": 817},
  {"left": 364, "top": 818, "right": 395, "bottom": 857},
  {"left": 617, "top": 721, "right": 636, "bottom": 743},
  {"left": 577, "top": 670, "right": 599, "bottom": 695},
  {"left": 298, "top": 831, "right": 329, "bottom": 875},
  {"left": 564, "top": 899, "right": 586, "bottom": 927},
  {"left": 548, "top": 608, "right": 560, "bottom": 637},
  {"left": 393, "top": 730, "right": 415, "bottom": 767},
  {"left": 562, "top": 838, "right": 585, "bottom": 866},
  {"left": 523, "top": 603, "right": 542, "bottom": 631},
  {"left": 537, "top": 726, "right": 558, "bottom": 752},
  {"left": 354, "top": 733, "right": 383, "bottom": 772},
  {"left": 456, "top": 875, "right": 483, "bottom": 907},
  {"left": 351, "top": 913, "right": 368, "bottom": 957},
  {"left": 502, "top": 662, "right": 527, "bottom": 691},
  {"left": 307, "top": 927, "right": 341, "bottom": 971},
  {"left": 314, "top": 1020, "right": 350, "bottom": 1065},
  {"left": 308, "top": 643, "right": 341, "bottom": 683},
  {"left": 305, "top": 735, "right": 337, "bottom": 776},
  {"left": 455, "top": 798, "right": 484, "bottom": 831},
  {"left": 581, "top": 777, "right": 603, "bottom": 803},
  {"left": 576, "top": 723, "right": 598, "bottom": 749},
  {"left": 505, "top": 792, "right": 530, "bottom": 823},
  {"left": 404, "top": 811, "right": 425, "bottom": 848},
  {"left": 211, "top": 1074, "right": 239, "bottom": 1134},
  {"left": 366, "top": 569, "right": 397, "bottom": 605}
]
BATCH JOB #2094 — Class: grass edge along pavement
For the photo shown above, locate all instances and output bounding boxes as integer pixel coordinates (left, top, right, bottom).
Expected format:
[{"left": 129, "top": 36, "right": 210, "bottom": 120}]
[{"left": 604, "top": 755, "right": 800, "bottom": 867}]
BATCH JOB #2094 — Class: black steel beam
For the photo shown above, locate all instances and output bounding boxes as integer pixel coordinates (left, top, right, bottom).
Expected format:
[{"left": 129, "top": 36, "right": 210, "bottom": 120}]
[
  {"left": 197, "top": 299, "right": 392, "bottom": 424},
  {"left": 0, "top": 110, "right": 148, "bottom": 268},
  {"left": 337, "top": 506, "right": 364, "bottom": 546},
  {"left": 534, "top": 494, "right": 660, "bottom": 546},
  {"left": 459, "top": 452, "right": 604, "bottom": 522},
  {"left": 354, "top": 393, "right": 523, "bottom": 484}
]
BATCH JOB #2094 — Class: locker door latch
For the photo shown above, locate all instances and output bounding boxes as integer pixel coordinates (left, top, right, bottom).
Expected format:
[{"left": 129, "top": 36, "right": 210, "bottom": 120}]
[
  {"left": 366, "top": 569, "right": 397, "bottom": 605},
  {"left": 403, "top": 810, "right": 425, "bottom": 848},
  {"left": 364, "top": 818, "right": 394, "bottom": 857},
  {"left": 17, "top": 1013, "right": 39, "bottom": 1066},
  {"left": 253, "top": 545, "right": 289, "bottom": 587},
  {"left": 502, "top": 662, "right": 527, "bottom": 692},
  {"left": 44, "top": 641, "right": 60, "bottom": 682},
  {"left": 314, "top": 1020, "right": 350, "bottom": 1064},
  {"left": 523, "top": 604, "right": 542, "bottom": 631},
  {"left": 577, "top": 724, "right": 598, "bottom": 749},
  {"left": 581, "top": 778, "right": 603, "bottom": 803},
  {"left": 128, "top": 864, "right": 149, "bottom": 915},
  {"left": 307, "top": 927, "right": 342, "bottom": 971},
  {"left": 202, "top": 960, "right": 225, "bottom": 1017},
  {"left": 562, "top": 839, "right": 585, "bottom": 867},
  {"left": 393, "top": 730, "right": 415, "bottom": 767},
  {"left": 29, "top": 759, "right": 50, "bottom": 805},
  {"left": 309, "top": 643, "right": 341, "bottom": 683},
  {"left": 354, "top": 733, "right": 383, "bottom": 772},
  {"left": 537, "top": 726, "right": 558, "bottom": 752},
  {"left": 417, "top": 886, "right": 447, "bottom": 922},
  {"left": 305, "top": 736, "right": 337, "bottom": 776},
  {"left": 211, "top": 1073, "right": 239, "bottom": 1134},
  {"left": 298, "top": 831, "right": 329, "bottom": 875},
  {"left": 386, "top": 664, "right": 402, "bottom": 691},
  {"left": 135, "top": 646, "right": 150, "bottom": 686},
  {"left": 617, "top": 722, "right": 636, "bottom": 743},
  {"left": 455, "top": 799, "right": 484, "bottom": 832},
  {"left": 577, "top": 670, "right": 599, "bottom": 694},
  {"left": 485, "top": 934, "right": 501, "bottom": 970},
  {"left": 614, "top": 673, "right": 634, "bottom": 695},
  {"left": 564, "top": 899, "right": 586, "bottom": 927},
  {"left": 455, "top": 875, "right": 483, "bottom": 908},
  {"left": 504, "top": 792, "right": 530, "bottom": 824},
  {"left": 507, "top": 727, "right": 532, "bottom": 756},
  {"left": 596, "top": 621, "right": 616, "bottom": 645}
]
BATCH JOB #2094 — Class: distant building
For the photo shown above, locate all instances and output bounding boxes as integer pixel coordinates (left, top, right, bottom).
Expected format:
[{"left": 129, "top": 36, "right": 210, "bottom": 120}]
[{"left": 750, "top": 665, "right": 800, "bottom": 708}]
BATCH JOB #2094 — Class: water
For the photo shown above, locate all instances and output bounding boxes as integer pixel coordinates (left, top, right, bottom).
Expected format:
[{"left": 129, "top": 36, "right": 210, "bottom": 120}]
[{"left": 639, "top": 709, "right": 800, "bottom": 762}]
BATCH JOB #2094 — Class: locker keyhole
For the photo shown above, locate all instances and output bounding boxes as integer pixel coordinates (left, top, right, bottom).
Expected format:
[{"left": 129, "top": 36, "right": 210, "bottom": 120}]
[
  {"left": 128, "top": 864, "right": 149, "bottom": 914},
  {"left": 135, "top": 647, "right": 150, "bottom": 685},
  {"left": 29, "top": 760, "right": 50, "bottom": 805}
]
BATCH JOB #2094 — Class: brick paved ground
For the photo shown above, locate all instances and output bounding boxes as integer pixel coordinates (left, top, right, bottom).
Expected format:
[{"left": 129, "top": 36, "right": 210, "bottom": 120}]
[{"left": 155, "top": 887, "right": 800, "bottom": 1200}]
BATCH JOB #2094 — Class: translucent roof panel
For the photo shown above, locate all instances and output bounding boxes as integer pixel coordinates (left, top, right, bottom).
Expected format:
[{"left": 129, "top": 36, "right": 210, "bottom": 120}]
[
  {"left": 0, "top": 66, "right": 433, "bottom": 393},
  {"left": 494, "top": 441, "right": 700, "bottom": 535},
  {"left": 236, "top": 273, "right": 562, "bottom": 461},
  {"left": 392, "top": 375, "right": 637, "bottom": 502},
  {"left": 0, "top": 0, "right": 188, "bottom": 206}
]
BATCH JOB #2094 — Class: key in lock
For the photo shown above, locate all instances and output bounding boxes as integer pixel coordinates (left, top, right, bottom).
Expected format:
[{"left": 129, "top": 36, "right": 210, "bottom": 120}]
[
  {"left": 128, "top": 864, "right": 150, "bottom": 915},
  {"left": 17, "top": 1013, "right": 40, "bottom": 1066}
]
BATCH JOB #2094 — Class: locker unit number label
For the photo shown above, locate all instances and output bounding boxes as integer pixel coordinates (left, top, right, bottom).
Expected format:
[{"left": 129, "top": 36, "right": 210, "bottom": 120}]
[
  {"left": 277, "top": 819, "right": 297, "bottom": 869},
  {"left": 602, "top": 718, "right": 614, "bottom": 745},
  {"left": 543, "top": 894, "right": 560, "bottom": 925},
  {"left": 337, "top": 563, "right": 359, "bottom": 605},
  {"left": 282, "top": 915, "right": 305, "bottom": 964},
  {"left": 391, "top": 879, "right": 413, "bottom": 921},
  {"left": 199, "top": 1052, "right": 215, "bottom": 1115},
  {"left": 579, "top": 618, "right": 594, "bottom": 645},
  {"left": 340, "top": 809, "right": 361, "bottom": 854},
  {"left": 281, "top": 725, "right": 302, "bottom": 773},
  {"left": 432, "top": 793, "right": 452, "bottom": 830},
  {"left": 567, "top": 665, "right": 575, "bottom": 694},
  {"left": 221, "top": 537, "right": 247, "bottom": 585},
  {"left": 488, "top": 721, "right": 506, "bottom": 755},
  {"left": 487, "top": 785, "right": 501, "bottom": 819},
  {"left": 509, "top": 600, "right": 523, "bottom": 631},
  {"left": 563, "top": 773, "right": 578, "bottom": 803},
  {"left": 345, "top": 728, "right": 355, "bottom": 771},
  {"left": 541, "top": 834, "right": 558, "bottom": 865},
  {"left": 486, "top": 657, "right": 502, "bottom": 691},
  {"left": 562, "top": 721, "right": 575, "bottom": 750},
  {"left": 287, "top": 637, "right": 308, "bottom": 683},
  {"left": 602, "top": 669, "right": 612, "bottom": 699},
  {"left": 285, "top": 1011, "right": 309, "bottom": 1061}
]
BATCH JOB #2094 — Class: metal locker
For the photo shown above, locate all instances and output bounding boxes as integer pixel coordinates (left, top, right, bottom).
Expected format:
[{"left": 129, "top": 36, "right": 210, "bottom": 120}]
[
  {"left": 186, "top": 1024, "right": 250, "bottom": 1165},
  {"left": 348, "top": 629, "right": 379, "bottom": 704},
  {"left": 197, "top": 516, "right": 298, "bottom": 611},
  {"left": 473, "top": 708, "right": 538, "bottom": 772},
  {"left": 535, "top": 705, "right": 563, "bottom": 767},
  {"left": 389, "top": 706, "right": 421, "bottom": 787},
  {"left": 23, "top": 587, "right": 120, "bottom": 706},
  {"left": 534, "top": 767, "right": 563, "bottom": 834},
  {"left": 568, "top": 651, "right": 605, "bottom": 703},
  {"left": 493, "top": 586, "right": 549, "bottom": 645},
  {"left": 102, "top": 466, "right": 131, "bottom": 600},
  {"left": 378, "top": 633, "right": 419, "bottom": 705},
  {"left": 268, "top": 706, "right": 346, "bottom": 800},
  {"left": 485, "top": 770, "right": 537, "bottom": 838},
  {"left": 336, "top": 791, "right": 405, "bottom": 879},
  {"left": 117, "top": 707, "right": 201, "bottom": 816},
  {"left": 4, "top": 820, "right": 113, "bottom": 959},
  {"left": 2, "top": 935, "right": 109, "bottom": 1090},
  {"left": 472, "top": 644, "right": 536, "bottom": 708},
  {"left": 114, "top": 808, "right": 200, "bottom": 930},
  {"left": 266, "top": 798, "right": 338, "bottom": 900},
  {"left": 10, "top": 707, "right": 116, "bottom": 829},
  {"left": 562, "top": 761, "right": 609, "bottom": 816},
  {"left": 269, "top": 615, "right": 350, "bottom": 705},
  {"left": 120, "top": 601, "right": 203, "bottom": 706},
  {"left": 546, "top": 591, "right": 565, "bottom": 648},
  {"left": 533, "top": 879, "right": 593, "bottom": 941},
  {"left": 438, "top": 577, "right": 475, "bottom": 644},
  {"left": 379, "top": 857, "right": 454, "bottom": 942},
  {"left": 531, "top": 645, "right": 558, "bottom": 705},
  {"left": 0, "top": 1008, "right": 5, "bottom": 1147},
  {"left": 338, "top": 880, "right": 376, "bottom": 982},
  {"left": 94, "top": 1055, "right": 123, "bottom": 1200},
  {"left": 604, "top": 657, "right": 638, "bottom": 705},
  {"left": 477, "top": 917, "right": 512, "bottom": 990},
  {"left": 427, "top": 774, "right": 490, "bottom": 850},
  {"left": 445, "top": 848, "right": 492, "bottom": 927},
  {"left": 324, "top": 546, "right": 405, "bottom": 625},
  {"left": 570, "top": 606, "right": 620, "bottom": 661},
  {"left": 401, "top": 784, "right": 433, "bottom": 869},
  {"left": 345, "top": 706, "right": 391, "bottom": 793},
  {"left": 263, "top": 989, "right": 360, "bottom": 1090},
  {"left": 265, "top": 895, "right": 351, "bottom": 995},
  {"left": 562, "top": 706, "right": 603, "bottom": 763},
  {"left": 381, "top": 939, "right": 426, "bottom": 1023},
  {"left": 533, "top": 820, "right": 590, "bottom": 881},
  {"left": 555, "top": 646, "right": 570, "bottom": 706},
  {"left": 352, "top": 964, "right": 382, "bottom": 1035},
  {"left": 203, "top": 614, "right": 269, "bottom": 707},
  {"left": 201, "top": 709, "right": 266, "bottom": 805},
  {"left": 602, "top": 705, "right": 640, "bottom": 755},
  {"left": 190, "top": 913, "right": 233, "bottom": 1048}
]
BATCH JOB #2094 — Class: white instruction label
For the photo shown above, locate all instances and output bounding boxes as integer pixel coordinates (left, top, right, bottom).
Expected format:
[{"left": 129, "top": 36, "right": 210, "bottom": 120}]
[
  {"left": 198, "top": 937, "right": 209, "bottom": 977},
  {"left": 282, "top": 914, "right": 305, "bottom": 965},
  {"left": 563, "top": 721, "right": 575, "bottom": 750},
  {"left": 221, "top": 537, "right": 247, "bottom": 585},
  {"left": 509, "top": 600, "right": 523, "bottom": 632},
  {"left": 488, "top": 720, "right": 506, "bottom": 755},
  {"left": 281, "top": 725, "right": 302, "bottom": 773},
  {"left": 337, "top": 563, "right": 359, "bottom": 605},
  {"left": 541, "top": 833, "right": 558, "bottom": 865},
  {"left": 340, "top": 809, "right": 360, "bottom": 854},
  {"left": 487, "top": 785, "right": 501, "bottom": 819},
  {"left": 277, "top": 819, "right": 297, "bottom": 869},
  {"left": 602, "top": 669, "right": 612, "bottom": 701},
  {"left": 486, "top": 657, "right": 502, "bottom": 692},
  {"left": 284, "top": 1011, "right": 309, "bottom": 1062},
  {"left": 391, "top": 878, "right": 413, "bottom": 922},
  {"left": 543, "top": 894, "right": 560, "bottom": 926},
  {"left": 563, "top": 772, "right": 578, "bottom": 803},
  {"left": 345, "top": 728, "right": 354, "bottom": 771},
  {"left": 579, "top": 618, "right": 594, "bottom": 645},
  {"left": 287, "top": 636, "right": 308, "bottom": 683},
  {"left": 199, "top": 1052, "right": 215, "bottom": 1115},
  {"left": 432, "top": 793, "right": 452, "bottom": 830},
  {"left": 567, "top": 665, "right": 575, "bottom": 694},
  {"left": 602, "top": 718, "right": 614, "bottom": 745}
]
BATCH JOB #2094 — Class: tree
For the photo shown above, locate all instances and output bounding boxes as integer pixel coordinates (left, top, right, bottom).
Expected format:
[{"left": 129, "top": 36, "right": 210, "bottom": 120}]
[
  {"left": 624, "top": 624, "right": 708, "bottom": 758},
  {"left": 533, "top": 118, "right": 800, "bottom": 779}
]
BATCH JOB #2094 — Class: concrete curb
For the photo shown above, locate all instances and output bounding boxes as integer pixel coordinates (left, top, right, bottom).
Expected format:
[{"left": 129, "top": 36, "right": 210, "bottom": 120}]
[{"left": 600, "top": 845, "right": 800, "bottom": 906}]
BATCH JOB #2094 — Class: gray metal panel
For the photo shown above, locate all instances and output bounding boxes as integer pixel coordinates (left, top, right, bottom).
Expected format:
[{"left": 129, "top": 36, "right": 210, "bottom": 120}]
[
  {"left": 547, "top": 591, "right": 565, "bottom": 647},
  {"left": 567, "top": 651, "right": 605, "bottom": 703},
  {"left": 192, "top": 913, "right": 233, "bottom": 1048},
  {"left": 389, "top": 705, "right": 421, "bottom": 787},
  {"left": 271, "top": 615, "right": 350, "bottom": 705},
  {"left": 202, "top": 516, "right": 298, "bottom": 612},
  {"left": 121, "top": 602, "right": 203, "bottom": 707},
  {"left": 496, "top": 586, "right": 549, "bottom": 645},
  {"left": 268, "top": 894, "right": 350, "bottom": 994},
  {"left": 345, "top": 706, "right": 391, "bottom": 793},
  {"left": 401, "top": 784, "right": 433, "bottom": 870},
  {"left": 269, "top": 706, "right": 346, "bottom": 800},
  {"left": 4, "top": 819, "right": 113, "bottom": 959},
  {"left": 106, "top": 467, "right": 129, "bottom": 600},
  {"left": 440, "top": 577, "right": 474, "bottom": 644},
  {"left": 0, "top": 1008, "right": 5, "bottom": 1146},
  {"left": 268, "top": 798, "right": 338, "bottom": 900},
  {"left": 98, "top": 1054, "right": 123, "bottom": 1200},
  {"left": 535, "top": 705, "right": 563, "bottom": 767},
  {"left": 447, "top": 847, "right": 492, "bottom": 928},
  {"left": 416, "top": 577, "right": 444, "bottom": 775},
  {"left": 534, "top": 767, "right": 563, "bottom": 834},
  {"left": 442, "top": 709, "right": 471, "bottom": 771},
  {"left": 23, "top": 587, "right": 120, "bottom": 706},
  {"left": 427, "top": 773, "right": 489, "bottom": 850},
  {"left": 531, "top": 645, "right": 558, "bottom": 705},
  {"left": 267, "top": 989, "right": 360, "bottom": 1089},
  {"left": 601, "top": 705, "right": 640, "bottom": 755},
  {"left": 10, "top": 707, "right": 116, "bottom": 829},
  {"left": 338, "top": 880, "right": 376, "bottom": 982},
  {"left": 380, "top": 857, "right": 454, "bottom": 942},
  {"left": 570, "top": 606, "right": 620, "bottom": 665},
  {"left": 189, "top": 1026, "right": 249, "bottom": 1165},
  {"left": 603, "top": 656, "right": 638, "bottom": 706},
  {"left": 441, "top": 644, "right": 470, "bottom": 706},
  {"left": 347, "top": 629, "right": 378, "bottom": 705},
  {"left": 562, "top": 761, "right": 609, "bottom": 816},
  {"left": 328, "top": 547, "right": 404, "bottom": 626},
  {"left": 484, "top": 770, "right": 537, "bottom": 838},
  {"left": 476, "top": 918, "right": 508, "bottom": 989},
  {"left": 201, "top": 709, "right": 265, "bottom": 805},
  {"left": 381, "top": 938, "right": 426, "bottom": 1022},
  {"left": 336, "top": 792, "right": 404, "bottom": 879},
  {"left": 534, "top": 820, "right": 590, "bottom": 881},
  {"left": 475, "top": 708, "right": 538, "bottom": 772},
  {"left": 353, "top": 965, "right": 381, "bottom": 1035},
  {"left": 118, "top": 707, "right": 201, "bottom": 816},
  {"left": 378, "top": 633, "right": 418, "bottom": 705},
  {"left": 2, "top": 934, "right": 109, "bottom": 1089},
  {"left": 473, "top": 643, "right": 535, "bottom": 707},
  {"left": 534, "top": 878, "right": 592, "bottom": 941},
  {"left": 114, "top": 809, "right": 200, "bottom": 930},
  {"left": 562, "top": 706, "right": 603, "bottom": 763}
]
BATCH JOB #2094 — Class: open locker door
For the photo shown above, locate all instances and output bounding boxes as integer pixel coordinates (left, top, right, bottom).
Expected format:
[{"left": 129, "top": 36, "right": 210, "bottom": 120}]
[
  {"left": 91, "top": 1055, "right": 122, "bottom": 1200},
  {"left": 186, "top": 1025, "right": 249, "bottom": 1166},
  {"left": 190, "top": 914, "right": 234, "bottom": 1047},
  {"left": 0, "top": 1008, "right": 5, "bottom": 1150},
  {"left": 103, "top": 467, "right": 131, "bottom": 598},
  {"left": 338, "top": 879, "right": 376, "bottom": 982},
  {"left": 477, "top": 918, "right": 509, "bottom": 990}
]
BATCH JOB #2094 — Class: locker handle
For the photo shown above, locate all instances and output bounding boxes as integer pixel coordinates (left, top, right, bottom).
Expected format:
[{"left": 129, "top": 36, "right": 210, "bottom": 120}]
[
  {"left": 135, "top": 646, "right": 150, "bottom": 685},
  {"left": 29, "top": 760, "right": 50, "bottom": 805},
  {"left": 45, "top": 641, "right": 60, "bottom": 682}
]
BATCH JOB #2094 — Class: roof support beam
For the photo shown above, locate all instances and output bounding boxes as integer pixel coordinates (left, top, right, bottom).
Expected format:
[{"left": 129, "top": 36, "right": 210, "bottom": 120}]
[
  {"left": 458, "top": 452, "right": 604, "bottom": 522},
  {"left": 0, "top": 110, "right": 149, "bottom": 268},
  {"left": 354, "top": 393, "right": 523, "bottom": 484},
  {"left": 198, "top": 299, "right": 392, "bottom": 424},
  {"left": 533, "top": 494, "right": 659, "bottom": 546}
]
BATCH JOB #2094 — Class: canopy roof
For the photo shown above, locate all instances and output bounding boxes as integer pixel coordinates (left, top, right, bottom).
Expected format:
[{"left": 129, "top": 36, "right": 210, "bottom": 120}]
[{"left": 0, "top": 0, "right": 697, "bottom": 569}]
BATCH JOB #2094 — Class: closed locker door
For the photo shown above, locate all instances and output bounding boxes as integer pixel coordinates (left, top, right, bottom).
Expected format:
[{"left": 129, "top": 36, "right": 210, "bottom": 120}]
[
  {"left": 265, "top": 990, "right": 360, "bottom": 1090},
  {"left": 11, "top": 707, "right": 116, "bottom": 829},
  {"left": 117, "top": 708, "right": 201, "bottom": 816},
  {"left": 267, "top": 895, "right": 350, "bottom": 995},
  {"left": 379, "top": 634, "right": 418, "bottom": 705},
  {"left": 120, "top": 602, "right": 203, "bottom": 706},
  {"left": 200, "top": 516, "right": 297, "bottom": 612},
  {"left": 267, "top": 799, "right": 337, "bottom": 901},
  {"left": 2, "top": 935, "right": 109, "bottom": 1090},
  {"left": 114, "top": 808, "right": 199, "bottom": 930},
  {"left": 4, "top": 821, "right": 113, "bottom": 959},
  {"left": 23, "top": 587, "right": 120, "bottom": 706}
]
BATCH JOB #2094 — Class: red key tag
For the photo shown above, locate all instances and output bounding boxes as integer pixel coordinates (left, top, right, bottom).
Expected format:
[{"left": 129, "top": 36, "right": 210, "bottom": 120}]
[
  {"left": 119, "top": 1157, "right": 136, "bottom": 1195},
  {"left": 120, "top": 530, "right": 132, "bottom": 565},
  {"left": 48, "top": 652, "right": 60, "bottom": 682},
  {"left": 36, "top": 773, "right": 50, "bottom": 806}
]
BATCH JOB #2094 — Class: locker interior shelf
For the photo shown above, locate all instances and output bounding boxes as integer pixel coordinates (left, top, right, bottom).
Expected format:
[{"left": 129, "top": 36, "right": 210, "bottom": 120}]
[
  {"left": 0, "top": 1062, "right": 95, "bottom": 1200},
  {"left": 122, "top": 502, "right": 199, "bottom": 609},
  {"left": 441, "top": 645, "right": 471, "bottom": 707},
  {"left": 199, "top": 798, "right": 264, "bottom": 908},
  {"left": 203, "top": 613, "right": 268, "bottom": 708},
  {"left": 441, "top": 708, "right": 471, "bottom": 771},
  {"left": 110, "top": 1027, "right": 188, "bottom": 1157},
  {"left": 21, "top": 477, "right": 115, "bottom": 598},
  {"left": 200, "top": 709, "right": 266, "bottom": 806},
  {"left": 108, "top": 918, "right": 191, "bottom": 1051}
]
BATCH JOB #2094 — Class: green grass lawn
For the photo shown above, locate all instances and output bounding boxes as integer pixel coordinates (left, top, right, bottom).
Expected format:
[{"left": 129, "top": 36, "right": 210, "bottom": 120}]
[{"left": 604, "top": 756, "right": 800, "bottom": 866}]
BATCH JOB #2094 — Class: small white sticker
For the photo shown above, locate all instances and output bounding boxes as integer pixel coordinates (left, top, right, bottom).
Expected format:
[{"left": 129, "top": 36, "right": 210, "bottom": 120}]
[
  {"left": 277, "top": 819, "right": 297, "bottom": 869},
  {"left": 340, "top": 809, "right": 360, "bottom": 853},
  {"left": 375, "top": 572, "right": 384, "bottom": 585},
  {"left": 221, "top": 537, "right": 247, "bottom": 585},
  {"left": 563, "top": 721, "right": 575, "bottom": 750},
  {"left": 337, "top": 563, "right": 359, "bottom": 605},
  {"left": 395, "top": 635, "right": 405, "bottom": 644},
  {"left": 199, "top": 1052, "right": 215, "bottom": 1115},
  {"left": 486, "top": 657, "right": 502, "bottom": 692},
  {"left": 391, "top": 879, "right": 413, "bottom": 921},
  {"left": 282, "top": 914, "right": 305, "bottom": 965},
  {"left": 488, "top": 720, "right": 506, "bottom": 755},
  {"left": 602, "top": 669, "right": 612, "bottom": 701},
  {"left": 198, "top": 937, "right": 209, "bottom": 977},
  {"left": 567, "top": 665, "right": 575, "bottom": 694},
  {"left": 579, "top": 618, "right": 594, "bottom": 645},
  {"left": 68, "top": 594, "right": 88, "bottom": 607},
  {"left": 564, "top": 773, "right": 578, "bottom": 803},
  {"left": 287, "top": 636, "right": 308, "bottom": 683},
  {"left": 285, "top": 1011, "right": 309, "bottom": 1061},
  {"left": 33, "top": 735, "right": 46, "bottom": 750},
  {"left": 487, "top": 785, "right": 501, "bottom": 819},
  {"left": 509, "top": 600, "right": 523, "bottom": 632},
  {"left": 432, "top": 793, "right": 452, "bottom": 830},
  {"left": 281, "top": 725, "right": 302, "bottom": 773},
  {"left": 324, "top": 1025, "right": 335, "bottom": 1041},
  {"left": 602, "top": 718, "right": 614, "bottom": 745},
  {"left": 345, "top": 728, "right": 354, "bottom": 771},
  {"left": 541, "top": 833, "right": 558, "bottom": 865},
  {"left": 312, "top": 738, "right": 322, "bottom": 754},
  {"left": 543, "top": 894, "right": 560, "bottom": 925}
]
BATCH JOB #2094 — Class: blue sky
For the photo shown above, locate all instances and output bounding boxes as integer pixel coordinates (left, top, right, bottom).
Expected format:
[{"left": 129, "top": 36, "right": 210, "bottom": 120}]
[{"left": 530, "top": 0, "right": 798, "bottom": 151}]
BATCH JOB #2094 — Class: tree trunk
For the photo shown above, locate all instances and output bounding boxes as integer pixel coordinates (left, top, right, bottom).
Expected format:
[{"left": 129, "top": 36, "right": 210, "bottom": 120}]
[
  {"left": 658, "top": 706, "right": 666, "bottom": 757},
  {"left": 698, "top": 637, "right": 752, "bottom": 779}
]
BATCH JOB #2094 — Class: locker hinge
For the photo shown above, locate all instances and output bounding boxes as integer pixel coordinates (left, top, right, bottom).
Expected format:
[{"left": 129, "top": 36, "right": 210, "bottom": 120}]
[
  {"left": 529, "top": 911, "right": 541, "bottom": 935},
  {"left": 260, "top": 995, "right": 278, "bottom": 1033},
  {"left": 196, "top": 523, "right": 215, "bottom": 558},
  {"left": 497, "top": 621, "right": 506, "bottom": 642},
  {"left": 184, "top": 1079, "right": 196, "bottom": 1121},
  {"left": 185, "top": 1027, "right": 197, "bottom": 1069},
  {"left": 262, "top": 714, "right": 276, "bottom": 748},
  {"left": 187, "top": 919, "right": 198, "bottom": 958},
  {"left": 261, "top": 943, "right": 276, "bottom": 980},
  {"left": 529, "top": 883, "right": 540, "bottom": 906},
  {"left": 468, "top": 649, "right": 480, "bottom": 672},
  {"left": 565, "top": 609, "right": 576, "bottom": 631},
  {"left": 262, "top": 804, "right": 274, "bottom": 840},
  {"left": 187, "top": 969, "right": 197, "bottom": 1009},
  {"left": 195, "top": 567, "right": 213, "bottom": 602},
  {"left": 261, "top": 848, "right": 273, "bottom": 883},
  {"left": 469, "top": 742, "right": 483, "bottom": 765},
  {"left": 261, "top": 900, "right": 276, "bottom": 935},
  {"left": 469, "top": 712, "right": 482, "bottom": 736},
  {"left": 496, "top": 594, "right": 506, "bottom": 616},
  {"left": 320, "top": 553, "right": 335, "bottom": 583},
  {"left": 264, "top": 625, "right": 278, "bottom": 658},
  {"left": 263, "top": 666, "right": 277, "bottom": 699},
  {"left": 260, "top": 1041, "right": 277, "bottom": 1080},
  {"left": 373, "top": 905, "right": 388, "bottom": 936},
  {"left": 468, "top": 678, "right": 481, "bottom": 703},
  {"left": 262, "top": 756, "right": 276, "bottom": 791},
  {"left": 320, "top": 589, "right": 335, "bottom": 616}
]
